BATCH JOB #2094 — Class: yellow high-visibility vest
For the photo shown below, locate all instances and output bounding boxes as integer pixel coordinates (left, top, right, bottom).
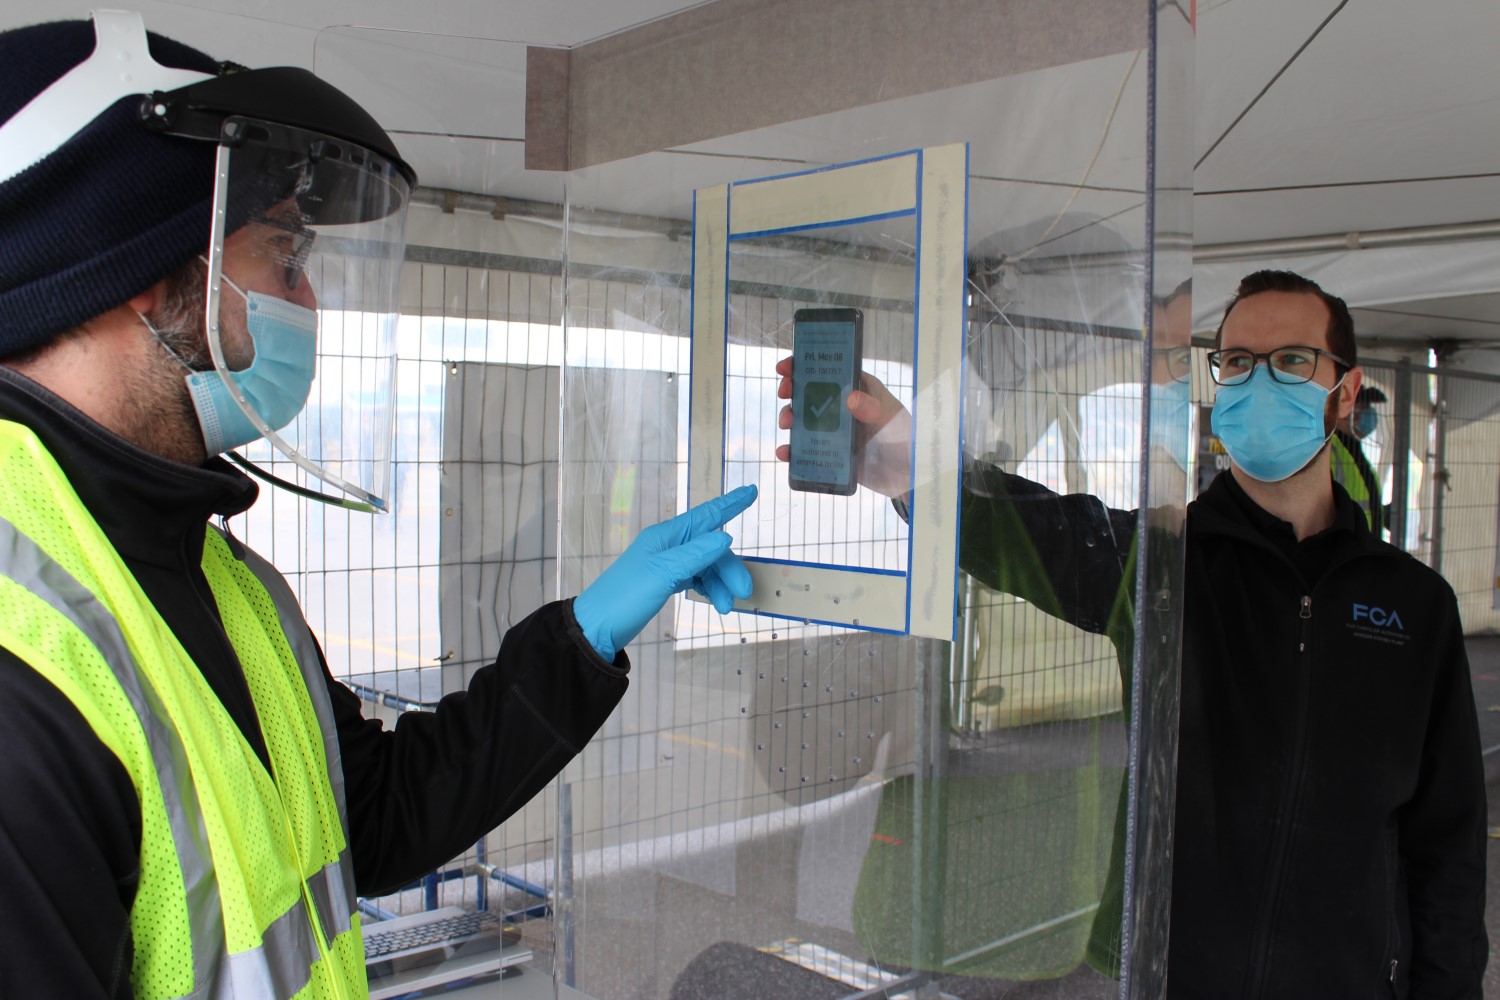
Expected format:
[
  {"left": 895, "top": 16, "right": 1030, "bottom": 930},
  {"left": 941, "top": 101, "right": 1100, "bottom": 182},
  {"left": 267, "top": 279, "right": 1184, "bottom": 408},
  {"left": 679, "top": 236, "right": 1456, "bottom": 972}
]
[
  {"left": 0, "top": 420, "right": 366, "bottom": 999},
  {"left": 1330, "top": 432, "right": 1383, "bottom": 534}
]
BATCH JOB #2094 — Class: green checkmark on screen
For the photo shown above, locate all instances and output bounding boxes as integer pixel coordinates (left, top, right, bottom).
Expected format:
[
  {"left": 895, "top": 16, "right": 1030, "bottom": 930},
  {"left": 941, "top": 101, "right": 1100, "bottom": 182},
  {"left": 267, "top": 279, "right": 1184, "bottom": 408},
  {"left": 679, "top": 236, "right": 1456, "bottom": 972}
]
[{"left": 803, "top": 381, "right": 842, "bottom": 432}]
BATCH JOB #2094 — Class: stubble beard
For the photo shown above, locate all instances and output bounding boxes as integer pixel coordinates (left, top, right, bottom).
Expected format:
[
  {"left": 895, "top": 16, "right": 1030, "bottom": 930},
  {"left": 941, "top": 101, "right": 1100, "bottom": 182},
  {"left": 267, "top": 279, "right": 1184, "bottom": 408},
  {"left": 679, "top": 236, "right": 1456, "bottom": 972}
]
[{"left": 126, "top": 265, "right": 213, "bottom": 466}]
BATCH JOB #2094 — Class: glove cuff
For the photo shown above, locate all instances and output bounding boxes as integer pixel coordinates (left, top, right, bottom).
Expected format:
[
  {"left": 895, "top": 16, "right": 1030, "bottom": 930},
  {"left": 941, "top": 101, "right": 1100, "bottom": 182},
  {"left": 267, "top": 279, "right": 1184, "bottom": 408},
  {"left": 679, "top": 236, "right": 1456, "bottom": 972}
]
[{"left": 569, "top": 590, "right": 617, "bottom": 661}]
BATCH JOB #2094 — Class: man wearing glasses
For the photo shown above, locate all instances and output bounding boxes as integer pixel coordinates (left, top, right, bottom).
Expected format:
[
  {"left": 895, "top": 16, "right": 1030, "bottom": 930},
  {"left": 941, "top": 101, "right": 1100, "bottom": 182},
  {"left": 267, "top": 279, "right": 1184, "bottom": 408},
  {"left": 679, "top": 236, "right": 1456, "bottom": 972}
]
[
  {"left": 779, "top": 269, "right": 1487, "bottom": 996},
  {"left": 1181, "top": 270, "right": 1486, "bottom": 995}
]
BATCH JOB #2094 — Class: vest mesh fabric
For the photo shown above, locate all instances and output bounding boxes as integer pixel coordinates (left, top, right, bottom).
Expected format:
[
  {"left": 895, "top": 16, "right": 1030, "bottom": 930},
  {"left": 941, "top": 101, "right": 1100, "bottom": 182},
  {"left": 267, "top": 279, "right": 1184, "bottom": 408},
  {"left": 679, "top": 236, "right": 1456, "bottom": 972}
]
[
  {"left": 0, "top": 423, "right": 200, "bottom": 994},
  {"left": 0, "top": 420, "right": 365, "bottom": 998},
  {"left": 203, "top": 530, "right": 367, "bottom": 995}
]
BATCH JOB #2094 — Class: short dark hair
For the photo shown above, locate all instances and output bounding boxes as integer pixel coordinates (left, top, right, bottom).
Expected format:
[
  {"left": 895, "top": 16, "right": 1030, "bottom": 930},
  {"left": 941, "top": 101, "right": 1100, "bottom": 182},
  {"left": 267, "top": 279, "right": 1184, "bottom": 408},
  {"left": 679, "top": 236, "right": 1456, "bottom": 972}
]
[
  {"left": 1356, "top": 386, "right": 1387, "bottom": 407},
  {"left": 1152, "top": 276, "right": 1192, "bottom": 312},
  {"left": 1214, "top": 269, "right": 1356, "bottom": 367}
]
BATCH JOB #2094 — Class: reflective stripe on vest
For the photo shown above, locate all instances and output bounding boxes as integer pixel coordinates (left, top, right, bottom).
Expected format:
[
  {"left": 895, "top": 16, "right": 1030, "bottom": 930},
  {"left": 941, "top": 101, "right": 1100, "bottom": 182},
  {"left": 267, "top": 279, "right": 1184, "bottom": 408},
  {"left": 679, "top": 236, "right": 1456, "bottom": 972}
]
[
  {"left": 0, "top": 515, "right": 226, "bottom": 991},
  {"left": 0, "top": 421, "right": 365, "bottom": 999}
]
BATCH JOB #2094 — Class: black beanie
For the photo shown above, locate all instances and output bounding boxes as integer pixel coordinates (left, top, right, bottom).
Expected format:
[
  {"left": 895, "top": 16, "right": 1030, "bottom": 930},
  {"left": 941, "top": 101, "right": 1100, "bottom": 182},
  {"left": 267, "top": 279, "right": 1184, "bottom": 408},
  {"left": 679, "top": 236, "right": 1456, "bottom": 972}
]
[{"left": 0, "top": 20, "right": 223, "bottom": 356}]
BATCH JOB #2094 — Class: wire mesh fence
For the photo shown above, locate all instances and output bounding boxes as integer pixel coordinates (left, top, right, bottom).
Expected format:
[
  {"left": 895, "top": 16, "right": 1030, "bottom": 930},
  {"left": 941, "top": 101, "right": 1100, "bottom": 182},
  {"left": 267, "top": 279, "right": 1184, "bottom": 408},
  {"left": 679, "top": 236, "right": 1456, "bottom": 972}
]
[{"left": 235, "top": 253, "right": 1500, "bottom": 994}]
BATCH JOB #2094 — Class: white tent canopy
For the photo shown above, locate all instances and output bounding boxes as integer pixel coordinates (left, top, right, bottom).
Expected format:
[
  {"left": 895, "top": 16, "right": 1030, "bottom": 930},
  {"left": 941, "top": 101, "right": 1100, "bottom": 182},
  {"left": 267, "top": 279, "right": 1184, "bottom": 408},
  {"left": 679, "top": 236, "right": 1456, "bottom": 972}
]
[
  {"left": 1191, "top": 0, "right": 1500, "bottom": 352},
  {"left": 3, "top": 0, "right": 1496, "bottom": 345}
]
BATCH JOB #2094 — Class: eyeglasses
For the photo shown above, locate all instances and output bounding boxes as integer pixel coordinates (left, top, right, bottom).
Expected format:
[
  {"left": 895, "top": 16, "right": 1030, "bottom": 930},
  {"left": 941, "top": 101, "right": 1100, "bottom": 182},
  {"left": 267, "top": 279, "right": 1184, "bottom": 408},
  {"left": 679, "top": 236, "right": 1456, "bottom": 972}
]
[
  {"left": 1206, "top": 345, "right": 1350, "bottom": 386},
  {"left": 1152, "top": 346, "right": 1193, "bottom": 383},
  {"left": 254, "top": 213, "right": 317, "bottom": 293}
]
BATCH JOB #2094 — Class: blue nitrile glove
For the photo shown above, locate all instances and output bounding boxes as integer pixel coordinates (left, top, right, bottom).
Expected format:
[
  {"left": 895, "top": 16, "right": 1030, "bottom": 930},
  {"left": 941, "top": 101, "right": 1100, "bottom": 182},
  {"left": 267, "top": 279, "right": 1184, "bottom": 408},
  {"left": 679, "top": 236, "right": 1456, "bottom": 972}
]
[{"left": 573, "top": 484, "right": 758, "bottom": 660}]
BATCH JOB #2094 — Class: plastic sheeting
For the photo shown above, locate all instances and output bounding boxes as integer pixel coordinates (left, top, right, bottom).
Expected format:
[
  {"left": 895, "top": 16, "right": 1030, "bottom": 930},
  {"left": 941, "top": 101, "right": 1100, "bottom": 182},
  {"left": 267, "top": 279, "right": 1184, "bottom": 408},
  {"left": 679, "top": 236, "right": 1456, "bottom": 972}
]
[{"left": 317, "top": 3, "right": 1191, "bottom": 996}]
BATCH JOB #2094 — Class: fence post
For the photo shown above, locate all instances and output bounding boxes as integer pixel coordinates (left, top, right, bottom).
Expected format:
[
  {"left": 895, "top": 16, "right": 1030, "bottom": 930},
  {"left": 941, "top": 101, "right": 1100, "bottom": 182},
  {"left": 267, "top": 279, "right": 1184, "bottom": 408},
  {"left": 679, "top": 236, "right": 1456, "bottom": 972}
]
[{"left": 1390, "top": 358, "right": 1412, "bottom": 551}]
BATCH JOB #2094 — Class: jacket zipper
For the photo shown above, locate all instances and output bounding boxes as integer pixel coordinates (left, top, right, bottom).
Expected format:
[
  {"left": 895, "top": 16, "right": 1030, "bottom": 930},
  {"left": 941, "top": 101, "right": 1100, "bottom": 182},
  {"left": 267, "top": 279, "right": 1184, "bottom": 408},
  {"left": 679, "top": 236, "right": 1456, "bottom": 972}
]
[
  {"left": 1244, "top": 593, "right": 1316, "bottom": 999},
  {"left": 1384, "top": 826, "right": 1402, "bottom": 994}
]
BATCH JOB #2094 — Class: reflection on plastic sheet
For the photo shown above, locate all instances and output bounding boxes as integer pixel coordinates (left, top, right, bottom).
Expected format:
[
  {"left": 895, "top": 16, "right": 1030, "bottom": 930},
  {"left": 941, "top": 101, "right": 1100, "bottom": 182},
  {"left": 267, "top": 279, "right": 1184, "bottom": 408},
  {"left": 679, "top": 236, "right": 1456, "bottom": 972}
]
[{"left": 243, "top": 10, "right": 1200, "bottom": 998}]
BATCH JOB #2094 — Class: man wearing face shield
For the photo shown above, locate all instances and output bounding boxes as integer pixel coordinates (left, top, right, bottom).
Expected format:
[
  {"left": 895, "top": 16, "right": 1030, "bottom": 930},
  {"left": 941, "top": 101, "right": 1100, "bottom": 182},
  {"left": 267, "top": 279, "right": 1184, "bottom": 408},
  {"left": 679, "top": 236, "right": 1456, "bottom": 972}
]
[
  {"left": 0, "top": 13, "right": 755, "bottom": 998},
  {"left": 1330, "top": 384, "right": 1389, "bottom": 535},
  {"left": 778, "top": 270, "right": 1485, "bottom": 995}
]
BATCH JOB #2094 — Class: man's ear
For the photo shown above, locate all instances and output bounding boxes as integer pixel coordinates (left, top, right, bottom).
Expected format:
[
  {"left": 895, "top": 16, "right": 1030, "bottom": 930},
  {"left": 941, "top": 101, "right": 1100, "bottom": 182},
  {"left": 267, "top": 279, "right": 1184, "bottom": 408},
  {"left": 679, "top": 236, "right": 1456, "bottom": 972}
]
[
  {"left": 126, "top": 279, "right": 170, "bottom": 317},
  {"left": 1337, "top": 366, "right": 1364, "bottom": 419}
]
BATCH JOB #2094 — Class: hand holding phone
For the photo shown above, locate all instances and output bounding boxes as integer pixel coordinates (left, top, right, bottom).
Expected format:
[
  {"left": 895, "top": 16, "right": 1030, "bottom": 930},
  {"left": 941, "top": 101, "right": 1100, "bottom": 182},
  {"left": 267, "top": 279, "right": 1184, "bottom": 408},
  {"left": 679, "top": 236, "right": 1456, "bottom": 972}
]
[{"left": 788, "top": 308, "right": 862, "bottom": 495}]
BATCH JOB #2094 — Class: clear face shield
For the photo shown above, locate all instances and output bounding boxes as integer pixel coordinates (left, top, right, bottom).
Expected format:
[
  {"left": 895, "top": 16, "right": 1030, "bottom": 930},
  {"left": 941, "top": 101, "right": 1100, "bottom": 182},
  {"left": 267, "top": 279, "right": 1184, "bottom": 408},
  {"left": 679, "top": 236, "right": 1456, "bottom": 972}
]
[
  {"left": 202, "top": 117, "right": 410, "bottom": 512},
  {"left": 0, "top": 9, "right": 413, "bottom": 511}
]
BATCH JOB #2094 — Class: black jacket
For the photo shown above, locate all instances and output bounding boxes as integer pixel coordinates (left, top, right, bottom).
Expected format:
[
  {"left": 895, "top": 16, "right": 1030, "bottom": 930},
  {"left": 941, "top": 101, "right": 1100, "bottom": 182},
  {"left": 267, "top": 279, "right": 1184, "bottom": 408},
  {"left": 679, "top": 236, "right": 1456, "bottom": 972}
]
[
  {"left": 0, "top": 368, "right": 629, "bottom": 998},
  {"left": 957, "top": 463, "right": 1487, "bottom": 998}
]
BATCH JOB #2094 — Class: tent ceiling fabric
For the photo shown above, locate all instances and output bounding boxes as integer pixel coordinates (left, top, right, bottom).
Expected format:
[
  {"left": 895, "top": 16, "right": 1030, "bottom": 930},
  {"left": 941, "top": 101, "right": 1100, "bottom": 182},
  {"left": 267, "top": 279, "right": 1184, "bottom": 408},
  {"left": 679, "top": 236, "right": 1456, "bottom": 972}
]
[
  {"left": 1192, "top": 0, "right": 1500, "bottom": 344},
  {"left": 2, "top": 0, "right": 1496, "bottom": 342},
  {"left": 1196, "top": 0, "right": 1499, "bottom": 241},
  {"left": 1195, "top": 238, "right": 1500, "bottom": 351}
]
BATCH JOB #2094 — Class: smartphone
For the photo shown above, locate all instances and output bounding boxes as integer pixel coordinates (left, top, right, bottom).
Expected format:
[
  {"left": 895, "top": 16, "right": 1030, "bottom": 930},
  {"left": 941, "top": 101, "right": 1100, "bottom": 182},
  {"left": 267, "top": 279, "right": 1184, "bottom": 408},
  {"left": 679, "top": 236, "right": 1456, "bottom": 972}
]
[{"left": 788, "top": 307, "right": 863, "bottom": 496}]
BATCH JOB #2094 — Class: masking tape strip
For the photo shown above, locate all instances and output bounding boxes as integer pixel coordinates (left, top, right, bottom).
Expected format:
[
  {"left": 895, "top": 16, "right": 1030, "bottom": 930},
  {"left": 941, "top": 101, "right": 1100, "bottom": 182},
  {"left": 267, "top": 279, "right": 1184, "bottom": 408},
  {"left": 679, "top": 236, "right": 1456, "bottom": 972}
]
[{"left": 688, "top": 144, "right": 966, "bottom": 638}]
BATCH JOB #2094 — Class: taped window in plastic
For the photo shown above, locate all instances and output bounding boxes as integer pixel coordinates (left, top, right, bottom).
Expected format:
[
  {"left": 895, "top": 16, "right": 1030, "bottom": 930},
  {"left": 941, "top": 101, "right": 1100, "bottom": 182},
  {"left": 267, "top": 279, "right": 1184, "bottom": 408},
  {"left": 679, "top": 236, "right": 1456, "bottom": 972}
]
[{"left": 689, "top": 146, "right": 968, "bottom": 639}]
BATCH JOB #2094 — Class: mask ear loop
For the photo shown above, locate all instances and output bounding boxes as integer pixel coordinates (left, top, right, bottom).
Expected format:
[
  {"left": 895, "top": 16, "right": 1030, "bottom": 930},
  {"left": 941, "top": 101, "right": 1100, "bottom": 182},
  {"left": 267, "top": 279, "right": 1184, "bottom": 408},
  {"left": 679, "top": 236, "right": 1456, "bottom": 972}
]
[
  {"left": 201, "top": 142, "right": 386, "bottom": 512},
  {"left": 137, "top": 309, "right": 195, "bottom": 373},
  {"left": 1314, "top": 369, "right": 1353, "bottom": 457}
]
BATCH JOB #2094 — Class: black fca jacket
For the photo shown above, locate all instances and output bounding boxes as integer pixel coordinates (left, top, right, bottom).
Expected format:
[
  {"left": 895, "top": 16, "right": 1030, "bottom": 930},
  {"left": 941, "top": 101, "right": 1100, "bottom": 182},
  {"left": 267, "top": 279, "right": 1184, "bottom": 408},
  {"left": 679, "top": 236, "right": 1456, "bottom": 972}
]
[
  {"left": 957, "top": 463, "right": 1487, "bottom": 999},
  {"left": 0, "top": 369, "right": 629, "bottom": 998}
]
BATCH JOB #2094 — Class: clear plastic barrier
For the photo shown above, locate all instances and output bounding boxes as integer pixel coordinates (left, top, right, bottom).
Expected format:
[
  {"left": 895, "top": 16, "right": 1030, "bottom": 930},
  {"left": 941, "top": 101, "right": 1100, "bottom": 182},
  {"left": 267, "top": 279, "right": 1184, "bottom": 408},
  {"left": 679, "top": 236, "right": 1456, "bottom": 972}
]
[
  {"left": 555, "top": 5, "right": 1190, "bottom": 999},
  {"left": 282, "top": 6, "right": 1192, "bottom": 999}
]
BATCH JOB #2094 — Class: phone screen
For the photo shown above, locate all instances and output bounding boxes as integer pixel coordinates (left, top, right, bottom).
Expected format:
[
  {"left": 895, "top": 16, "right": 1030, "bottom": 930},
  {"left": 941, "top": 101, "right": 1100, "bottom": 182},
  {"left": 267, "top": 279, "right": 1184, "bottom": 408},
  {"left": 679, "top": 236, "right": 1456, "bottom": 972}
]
[{"left": 789, "top": 307, "right": 863, "bottom": 495}]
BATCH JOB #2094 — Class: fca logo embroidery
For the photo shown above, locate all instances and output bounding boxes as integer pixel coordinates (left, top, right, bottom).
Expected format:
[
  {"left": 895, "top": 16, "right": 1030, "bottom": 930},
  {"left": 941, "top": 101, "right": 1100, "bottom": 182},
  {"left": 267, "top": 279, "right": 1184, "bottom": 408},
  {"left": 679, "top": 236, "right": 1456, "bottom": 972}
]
[{"left": 1352, "top": 603, "right": 1405, "bottom": 630}]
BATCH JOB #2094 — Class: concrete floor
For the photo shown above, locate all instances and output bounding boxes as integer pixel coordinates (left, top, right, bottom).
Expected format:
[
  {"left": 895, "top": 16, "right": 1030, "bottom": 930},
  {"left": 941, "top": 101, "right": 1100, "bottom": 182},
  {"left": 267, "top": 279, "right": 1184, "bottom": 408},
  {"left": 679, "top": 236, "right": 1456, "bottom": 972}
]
[
  {"left": 488, "top": 638, "right": 1500, "bottom": 999},
  {"left": 884, "top": 637, "right": 1500, "bottom": 998},
  {"left": 618, "top": 637, "right": 1500, "bottom": 999}
]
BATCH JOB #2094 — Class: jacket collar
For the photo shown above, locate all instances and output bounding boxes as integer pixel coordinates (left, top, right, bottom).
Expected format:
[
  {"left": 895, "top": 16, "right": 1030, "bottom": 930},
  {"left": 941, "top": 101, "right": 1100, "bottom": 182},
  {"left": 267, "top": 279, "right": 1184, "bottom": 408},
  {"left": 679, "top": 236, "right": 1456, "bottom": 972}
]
[
  {"left": 0, "top": 366, "right": 258, "bottom": 570},
  {"left": 1190, "top": 466, "right": 1392, "bottom": 560}
]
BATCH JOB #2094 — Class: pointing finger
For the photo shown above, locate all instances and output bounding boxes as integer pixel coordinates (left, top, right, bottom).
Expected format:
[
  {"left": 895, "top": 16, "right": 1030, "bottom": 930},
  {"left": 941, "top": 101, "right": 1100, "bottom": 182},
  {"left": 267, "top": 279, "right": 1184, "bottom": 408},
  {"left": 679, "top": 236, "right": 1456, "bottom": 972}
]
[{"left": 684, "top": 484, "right": 757, "bottom": 538}]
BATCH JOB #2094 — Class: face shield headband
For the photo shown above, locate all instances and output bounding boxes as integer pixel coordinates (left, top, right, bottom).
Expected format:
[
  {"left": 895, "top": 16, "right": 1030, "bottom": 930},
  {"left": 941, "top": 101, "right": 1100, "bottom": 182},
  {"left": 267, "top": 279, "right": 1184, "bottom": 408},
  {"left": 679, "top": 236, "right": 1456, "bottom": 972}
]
[{"left": 0, "top": 10, "right": 214, "bottom": 184}]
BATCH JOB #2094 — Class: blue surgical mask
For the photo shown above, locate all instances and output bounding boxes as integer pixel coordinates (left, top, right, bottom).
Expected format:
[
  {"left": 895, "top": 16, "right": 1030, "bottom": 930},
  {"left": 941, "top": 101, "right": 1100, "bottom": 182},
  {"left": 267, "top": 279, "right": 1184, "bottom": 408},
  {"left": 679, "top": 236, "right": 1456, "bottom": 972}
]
[
  {"left": 1212, "top": 365, "right": 1341, "bottom": 482},
  {"left": 1354, "top": 407, "right": 1378, "bottom": 439},
  {"left": 184, "top": 278, "right": 318, "bottom": 456},
  {"left": 1149, "top": 377, "right": 1193, "bottom": 472}
]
